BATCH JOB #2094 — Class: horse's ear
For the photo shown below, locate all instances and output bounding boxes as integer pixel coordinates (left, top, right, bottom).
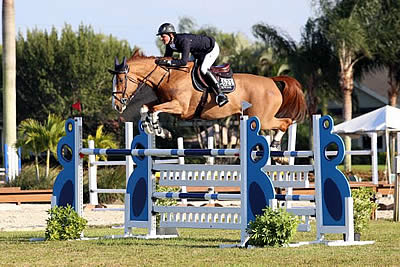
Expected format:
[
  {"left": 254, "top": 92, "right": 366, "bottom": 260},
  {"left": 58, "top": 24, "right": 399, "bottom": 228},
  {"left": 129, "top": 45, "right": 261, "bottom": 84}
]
[
  {"left": 122, "top": 56, "right": 127, "bottom": 67},
  {"left": 114, "top": 56, "right": 119, "bottom": 67},
  {"left": 132, "top": 48, "right": 141, "bottom": 58}
]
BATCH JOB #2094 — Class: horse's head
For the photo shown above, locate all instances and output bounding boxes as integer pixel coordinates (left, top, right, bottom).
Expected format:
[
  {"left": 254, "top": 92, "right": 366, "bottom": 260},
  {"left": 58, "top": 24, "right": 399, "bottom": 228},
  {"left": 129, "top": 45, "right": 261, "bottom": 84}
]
[
  {"left": 108, "top": 50, "right": 163, "bottom": 113},
  {"left": 108, "top": 56, "right": 132, "bottom": 113}
]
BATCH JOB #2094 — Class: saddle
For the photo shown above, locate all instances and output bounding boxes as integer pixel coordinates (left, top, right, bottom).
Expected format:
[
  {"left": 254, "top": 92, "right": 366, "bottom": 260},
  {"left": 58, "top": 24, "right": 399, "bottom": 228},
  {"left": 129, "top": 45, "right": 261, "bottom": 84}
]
[{"left": 191, "top": 60, "right": 236, "bottom": 93}]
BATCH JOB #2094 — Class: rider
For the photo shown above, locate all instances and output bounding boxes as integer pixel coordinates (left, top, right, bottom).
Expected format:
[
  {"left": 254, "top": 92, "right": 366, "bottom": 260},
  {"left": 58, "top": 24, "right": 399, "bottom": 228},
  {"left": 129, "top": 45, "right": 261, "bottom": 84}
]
[{"left": 155, "top": 22, "right": 229, "bottom": 107}]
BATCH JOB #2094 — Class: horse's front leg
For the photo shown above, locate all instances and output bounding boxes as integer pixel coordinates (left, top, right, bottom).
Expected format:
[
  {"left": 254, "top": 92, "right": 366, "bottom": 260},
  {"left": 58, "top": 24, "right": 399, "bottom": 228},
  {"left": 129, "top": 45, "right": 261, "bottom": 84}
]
[
  {"left": 150, "top": 111, "right": 172, "bottom": 139},
  {"left": 152, "top": 99, "right": 185, "bottom": 116},
  {"left": 150, "top": 100, "right": 186, "bottom": 139},
  {"left": 140, "top": 105, "right": 154, "bottom": 135}
]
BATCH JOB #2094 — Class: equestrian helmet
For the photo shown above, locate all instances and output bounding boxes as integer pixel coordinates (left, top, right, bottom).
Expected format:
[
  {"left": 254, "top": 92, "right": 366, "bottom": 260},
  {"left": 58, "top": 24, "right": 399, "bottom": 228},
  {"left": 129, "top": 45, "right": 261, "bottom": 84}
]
[{"left": 157, "top": 23, "right": 176, "bottom": 36}]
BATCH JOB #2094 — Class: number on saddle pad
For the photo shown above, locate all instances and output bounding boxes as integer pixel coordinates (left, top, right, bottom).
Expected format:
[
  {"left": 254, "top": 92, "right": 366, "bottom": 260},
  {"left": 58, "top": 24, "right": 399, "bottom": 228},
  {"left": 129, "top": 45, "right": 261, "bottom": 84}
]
[{"left": 219, "top": 77, "right": 235, "bottom": 90}]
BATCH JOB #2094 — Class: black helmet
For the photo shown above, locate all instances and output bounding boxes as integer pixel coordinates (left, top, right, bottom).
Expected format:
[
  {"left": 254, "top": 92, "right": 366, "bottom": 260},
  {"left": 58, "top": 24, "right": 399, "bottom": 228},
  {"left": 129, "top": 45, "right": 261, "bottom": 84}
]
[{"left": 157, "top": 23, "right": 176, "bottom": 36}]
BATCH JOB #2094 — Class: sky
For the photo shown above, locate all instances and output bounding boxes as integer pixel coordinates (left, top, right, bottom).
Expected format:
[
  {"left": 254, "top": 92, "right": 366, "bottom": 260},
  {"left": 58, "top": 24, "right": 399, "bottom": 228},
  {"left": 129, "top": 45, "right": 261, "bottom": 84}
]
[{"left": 5, "top": 0, "right": 314, "bottom": 56}]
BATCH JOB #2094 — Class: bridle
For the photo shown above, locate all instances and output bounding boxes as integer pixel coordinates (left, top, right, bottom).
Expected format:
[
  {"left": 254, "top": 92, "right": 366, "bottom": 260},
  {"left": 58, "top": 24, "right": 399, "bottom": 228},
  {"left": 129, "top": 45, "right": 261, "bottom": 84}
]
[{"left": 111, "top": 64, "right": 170, "bottom": 111}]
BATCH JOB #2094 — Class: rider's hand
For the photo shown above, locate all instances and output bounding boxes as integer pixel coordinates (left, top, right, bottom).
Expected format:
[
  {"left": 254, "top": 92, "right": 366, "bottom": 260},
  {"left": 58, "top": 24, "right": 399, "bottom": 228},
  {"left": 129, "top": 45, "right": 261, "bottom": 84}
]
[{"left": 155, "top": 59, "right": 171, "bottom": 66}]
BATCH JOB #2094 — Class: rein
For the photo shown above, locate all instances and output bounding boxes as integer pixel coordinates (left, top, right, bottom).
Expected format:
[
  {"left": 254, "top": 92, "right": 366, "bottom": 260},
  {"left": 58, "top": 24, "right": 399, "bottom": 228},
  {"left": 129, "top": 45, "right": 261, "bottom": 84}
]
[
  {"left": 112, "top": 64, "right": 170, "bottom": 106},
  {"left": 112, "top": 63, "right": 191, "bottom": 107}
]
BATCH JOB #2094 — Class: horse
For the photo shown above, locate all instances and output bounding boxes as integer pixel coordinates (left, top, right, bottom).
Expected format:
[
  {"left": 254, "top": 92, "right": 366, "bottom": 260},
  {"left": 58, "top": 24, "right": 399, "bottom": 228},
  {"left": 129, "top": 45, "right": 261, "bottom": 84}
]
[{"left": 108, "top": 49, "right": 307, "bottom": 145}]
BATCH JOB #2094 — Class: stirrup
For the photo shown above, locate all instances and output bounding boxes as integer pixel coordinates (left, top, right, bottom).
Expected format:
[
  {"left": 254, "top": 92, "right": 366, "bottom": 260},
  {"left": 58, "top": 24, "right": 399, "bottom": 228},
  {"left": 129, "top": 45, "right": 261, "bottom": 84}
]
[{"left": 216, "top": 94, "right": 229, "bottom": 107}]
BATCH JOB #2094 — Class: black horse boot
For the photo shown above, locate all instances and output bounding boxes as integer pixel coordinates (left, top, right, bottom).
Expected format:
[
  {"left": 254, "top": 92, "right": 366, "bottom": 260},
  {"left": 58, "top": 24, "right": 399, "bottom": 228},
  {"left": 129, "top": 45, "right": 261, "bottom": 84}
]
[{"left": 205, "top": 71, "right": 229, "bottom": 107}]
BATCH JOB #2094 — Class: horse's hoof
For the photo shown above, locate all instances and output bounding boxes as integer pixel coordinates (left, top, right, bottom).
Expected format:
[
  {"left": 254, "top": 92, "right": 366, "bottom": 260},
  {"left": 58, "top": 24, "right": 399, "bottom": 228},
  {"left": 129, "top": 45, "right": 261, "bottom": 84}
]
[
  {"left": 140, "top": 105, "right": 149, "bottom": 114},
  {"left": 152, "top": 111, "right": 160, "bottom": 124},
  {"left": 142, "top": 121, "right": 154, "bottom": 135},
  {"left": 154, "top": 125, "right": 162, "bottom": 136},
  {"left": 140, "top": 106, "right": 150, "bottom": 122},
  {"left": 164, "top": 130, "right": 172, "bottom": 140}
]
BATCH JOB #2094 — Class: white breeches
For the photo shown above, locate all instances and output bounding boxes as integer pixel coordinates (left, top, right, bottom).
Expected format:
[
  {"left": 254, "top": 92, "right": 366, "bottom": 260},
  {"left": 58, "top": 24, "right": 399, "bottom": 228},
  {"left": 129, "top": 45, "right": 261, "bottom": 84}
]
[{"left": 200, "top": 42, "right": 220, "bottom": 75}]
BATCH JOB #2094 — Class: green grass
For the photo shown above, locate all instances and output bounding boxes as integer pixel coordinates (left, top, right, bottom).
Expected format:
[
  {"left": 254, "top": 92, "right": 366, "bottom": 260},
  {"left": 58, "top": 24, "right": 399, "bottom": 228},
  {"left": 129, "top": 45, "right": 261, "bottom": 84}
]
[
  {"left": 337, "top": 164, "right": 386, "bottom": 172},
  {"left": 0, "top": 220, "right": 399, "bottom": 266}
]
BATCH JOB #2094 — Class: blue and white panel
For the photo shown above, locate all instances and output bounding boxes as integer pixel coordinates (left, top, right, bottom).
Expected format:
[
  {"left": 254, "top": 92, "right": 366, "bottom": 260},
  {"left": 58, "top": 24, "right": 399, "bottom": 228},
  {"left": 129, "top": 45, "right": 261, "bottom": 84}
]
[
  {"left": 245, "top": 116, "right": 275, "bottom": 223},
  {"left": 126, "top": 121, "right": 151, "bottom": 223},
  {"left": 318, "top": 115, "right": 351, "bottom": 226},
  {"left": 52, "top": 118, "right": 81, "bottom": 214}
]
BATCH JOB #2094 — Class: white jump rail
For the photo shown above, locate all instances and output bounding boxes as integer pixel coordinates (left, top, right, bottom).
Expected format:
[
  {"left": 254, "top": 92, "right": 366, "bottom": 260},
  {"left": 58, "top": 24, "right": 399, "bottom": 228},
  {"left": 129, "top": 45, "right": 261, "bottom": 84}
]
[{"left": 88, "top": 122, "right": 134, "bottom": 206}]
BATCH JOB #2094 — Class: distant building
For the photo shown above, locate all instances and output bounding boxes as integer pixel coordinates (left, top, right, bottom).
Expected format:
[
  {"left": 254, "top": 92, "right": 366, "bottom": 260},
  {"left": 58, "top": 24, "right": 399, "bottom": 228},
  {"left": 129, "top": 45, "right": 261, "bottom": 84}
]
[{"left": 329, "top": 68, "right": 399, "bottom": 152}]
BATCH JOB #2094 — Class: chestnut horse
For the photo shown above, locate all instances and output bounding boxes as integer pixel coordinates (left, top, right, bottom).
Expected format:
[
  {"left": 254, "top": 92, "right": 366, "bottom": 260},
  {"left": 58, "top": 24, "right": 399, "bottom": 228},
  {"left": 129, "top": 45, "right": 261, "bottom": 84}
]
[{"left": 109, "top": 50, "right": 306, "bottom": 143}]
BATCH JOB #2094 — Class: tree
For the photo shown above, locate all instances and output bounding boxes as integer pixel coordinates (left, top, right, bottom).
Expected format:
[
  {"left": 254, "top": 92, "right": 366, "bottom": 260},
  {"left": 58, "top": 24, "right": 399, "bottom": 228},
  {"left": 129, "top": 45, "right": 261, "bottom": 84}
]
[
  {"left": 252, "top": 20, "right": 342, "bottom": 154},
  {"left": 84, "top": 124, "right": 118, "bottom": 161},
  {"left": 14, "top": 24, "right": 132, "bottom": 134},
  {"left": 369, "top": 0, "right": 400, "bottom": 106},
  {"left": 315, "top": 0, "right": 380, "bottom": 170},
  {"left": 42, "top": 114, "right": 65, "bottom": 177},
  {"left": 252, "top": 21, "right": 339, "bottom": 138},
  {"left": 2, "top": 0, "right": 18, "bottom": 180},
  {"left": 16, "top": 119, "right": 46, "bottom": 181},
  {"left": 257, "top": 47, "right": 290, "bottom": 77},
  {"left": 293, "top": 18, "right": 340, "bottom": 118},
  {"left": 16, "top": 114, "right": 65, "bottom": 180}
]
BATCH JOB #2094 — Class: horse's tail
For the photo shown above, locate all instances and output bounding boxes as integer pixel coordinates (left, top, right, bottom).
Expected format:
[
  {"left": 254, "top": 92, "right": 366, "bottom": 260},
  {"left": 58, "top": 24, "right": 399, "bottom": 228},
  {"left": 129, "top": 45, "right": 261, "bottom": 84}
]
[{"left": 271, "top": 76, "right": 307, "bottom": 123}]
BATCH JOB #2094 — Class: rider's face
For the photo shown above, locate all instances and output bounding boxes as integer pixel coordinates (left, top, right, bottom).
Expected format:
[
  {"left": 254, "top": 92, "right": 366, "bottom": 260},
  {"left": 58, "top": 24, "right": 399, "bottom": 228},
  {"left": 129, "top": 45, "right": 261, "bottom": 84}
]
[{"left": 160, "top": 34, "right": 171, "bottom": 45}]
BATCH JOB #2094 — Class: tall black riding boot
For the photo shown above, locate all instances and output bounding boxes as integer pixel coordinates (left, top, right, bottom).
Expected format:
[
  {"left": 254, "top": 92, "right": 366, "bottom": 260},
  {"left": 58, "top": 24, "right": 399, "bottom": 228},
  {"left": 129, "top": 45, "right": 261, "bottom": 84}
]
[{"left": 205, "top": 71, "right": 229, "bottom": 107}]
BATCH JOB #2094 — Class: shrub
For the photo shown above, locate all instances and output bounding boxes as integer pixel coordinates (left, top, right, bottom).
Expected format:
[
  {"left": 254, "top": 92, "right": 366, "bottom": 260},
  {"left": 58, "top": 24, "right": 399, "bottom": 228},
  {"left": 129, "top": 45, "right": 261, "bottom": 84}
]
[
  {"left": 352, "top": 187, "right": 378, "bottom": 234},
  {"left": 6, "top": 164, "right": 61, "bottom": 190},
  {"left": 155, "top": 184, "right": 179, "bottom": 228},
  {"left": 45, "top": 204, "right": 87, "bottom": 241},
  {"left": 247, "top": 207, "right": 299, "bottom": 247},
  {"left": 155, "top": 184, "right": 179, "bottom": 207}
]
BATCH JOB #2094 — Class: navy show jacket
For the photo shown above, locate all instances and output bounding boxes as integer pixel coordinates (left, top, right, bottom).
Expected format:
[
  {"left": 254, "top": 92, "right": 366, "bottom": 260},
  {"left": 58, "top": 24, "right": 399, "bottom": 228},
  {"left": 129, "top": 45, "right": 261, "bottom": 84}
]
[{"left": 164, "top": 33, "right": 216, "bottom": 66}]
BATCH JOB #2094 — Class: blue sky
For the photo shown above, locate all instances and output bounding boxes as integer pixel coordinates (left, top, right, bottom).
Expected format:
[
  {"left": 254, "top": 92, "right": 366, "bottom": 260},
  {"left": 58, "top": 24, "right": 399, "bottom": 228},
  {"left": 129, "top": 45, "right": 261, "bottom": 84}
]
[{"left": 8, "top": 0, "right": 314, "bottom": 56}]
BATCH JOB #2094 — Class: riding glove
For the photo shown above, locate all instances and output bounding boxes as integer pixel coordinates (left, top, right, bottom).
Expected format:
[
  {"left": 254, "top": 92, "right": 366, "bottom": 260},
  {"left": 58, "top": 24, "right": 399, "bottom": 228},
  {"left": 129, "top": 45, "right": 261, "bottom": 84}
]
[{"left": 155, "top": 59, "right": 171, "bottom": 66}]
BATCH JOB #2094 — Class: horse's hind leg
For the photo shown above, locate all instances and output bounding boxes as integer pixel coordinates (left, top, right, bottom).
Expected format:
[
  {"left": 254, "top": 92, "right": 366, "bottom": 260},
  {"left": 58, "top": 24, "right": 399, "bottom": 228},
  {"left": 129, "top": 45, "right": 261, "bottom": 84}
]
[{"left": 261, "top": 117, "right": 293, "bottom": 149}]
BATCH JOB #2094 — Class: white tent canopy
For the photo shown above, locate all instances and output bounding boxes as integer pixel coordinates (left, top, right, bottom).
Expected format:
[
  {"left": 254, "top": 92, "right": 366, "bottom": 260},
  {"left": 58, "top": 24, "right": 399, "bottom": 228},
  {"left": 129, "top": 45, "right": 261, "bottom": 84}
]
[
  {"left": 333, "top": 105, "right": 400, "bottom": 186},
  {"left": 334, "top": 105, "right": 400, "bottom": 134}
]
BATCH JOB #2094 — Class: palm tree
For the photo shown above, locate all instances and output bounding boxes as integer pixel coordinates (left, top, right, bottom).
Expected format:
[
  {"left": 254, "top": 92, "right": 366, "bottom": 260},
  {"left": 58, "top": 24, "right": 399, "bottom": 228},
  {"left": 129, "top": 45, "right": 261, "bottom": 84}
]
[
  {"left": 84, "top": 125, "right": 118, "bottom": 161},
  {"left": 16, "top": 114, "right": 65, "bottom": 181},
  {"left": 293, "top": 18, "right": 340, "bottom": 118},
  {"left": 16, "top": 119, "right": 46, "bottom": 181},
  {"left": 316, "top": 0, "right": 380, "bottom": 170},
  {"left": 42, "top": 114, "right": 65, "bottom": 178},
  {"left": 257, "top": 47, "right": 290, "bottom": 77},
  {"left": 2, "top": 0, "right": 18, "bottom": 180},
  {"left": 369, "top": 0, "right": 400, "bottom": 106},
  {"left": 252, "top": 22, "right": 339, "bottom": 148}
]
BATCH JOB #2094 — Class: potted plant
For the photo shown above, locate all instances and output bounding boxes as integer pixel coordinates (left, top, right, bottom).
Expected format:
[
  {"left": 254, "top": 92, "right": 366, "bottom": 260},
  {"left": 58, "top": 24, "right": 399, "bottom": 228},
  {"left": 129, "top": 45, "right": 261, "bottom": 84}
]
[{"left": 352, "top": 187, "right": 378, "bottom": 241}]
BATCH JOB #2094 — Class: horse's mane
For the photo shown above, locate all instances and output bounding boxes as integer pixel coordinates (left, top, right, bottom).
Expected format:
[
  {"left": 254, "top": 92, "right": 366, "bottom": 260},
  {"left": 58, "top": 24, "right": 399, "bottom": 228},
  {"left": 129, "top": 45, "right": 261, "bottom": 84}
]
[{"left": 127, "top": 48, "right": 157, "bottom": 63}]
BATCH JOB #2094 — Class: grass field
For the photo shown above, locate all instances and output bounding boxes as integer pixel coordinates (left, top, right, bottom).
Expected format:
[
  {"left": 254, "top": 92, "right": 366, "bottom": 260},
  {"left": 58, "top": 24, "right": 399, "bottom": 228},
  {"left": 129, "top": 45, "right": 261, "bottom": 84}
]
[
  {"left": 0, "top": 220, "right": 399, "bottom": 266},
  {"left": 337, "top": 164, "right": 386, "bottom": 172}
]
